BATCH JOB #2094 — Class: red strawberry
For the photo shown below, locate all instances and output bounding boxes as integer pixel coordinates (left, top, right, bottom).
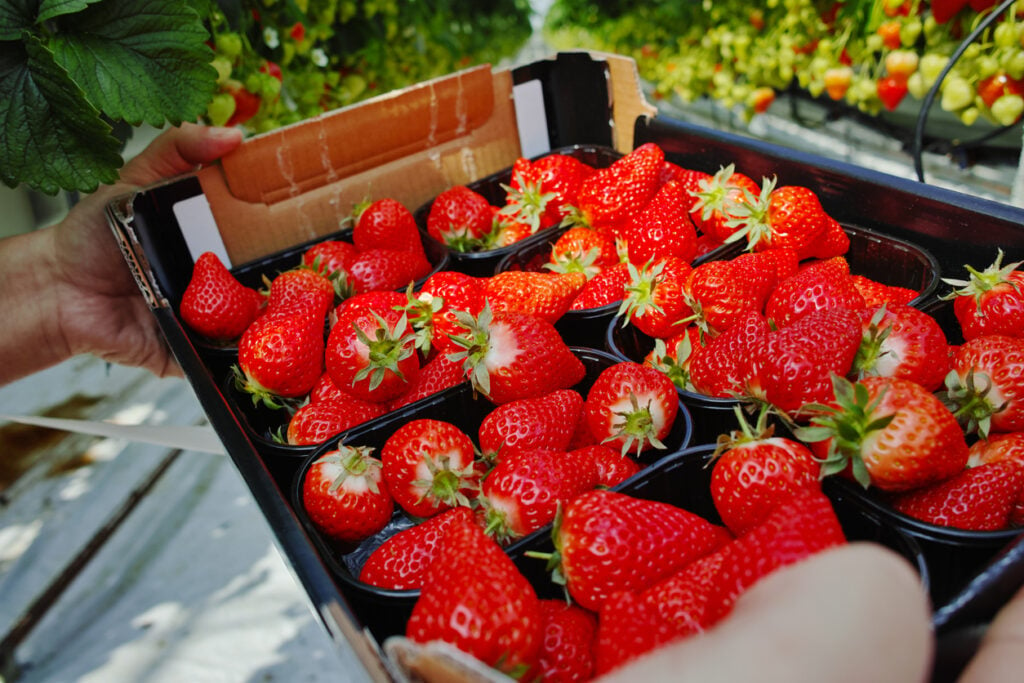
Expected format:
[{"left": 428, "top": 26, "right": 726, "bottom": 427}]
[
  {"left": 658, "top": 163, "right": 711, "bottom": 203},
  {"left": 729, "top": 178, "right": 839, "bottom": 261},
  {"left": 852, "top": 303, "right": 951, "bottom": 392},
  {"left": 710, "top": 406, "right": 822, "bottom": 536},
  {"left": 302, "top": 239, "right": 358, "bottom": 282},
  {"left": 941, "top": 334, "right": 1024, "bottom": 436},
  {"left": 264, "top": 265, "right": 337, "bottom": 321},
  {"left": 236, "top": 307, "right": 325, "bottom": 406},
  {"left": 324, "top": 307, "right": 420, "bottom": 403},
  {"left": 529, "top": 152, "right": 595, "bottom": 226},
  {"left": 498, "top": 157, "right": 556, "bottom": 235},
  {"left": 359, "top": 506, "right": 476, "bottom": 590},
  {"left": 547, "top": 489, "right": 732, "bottom": 612},
  {"left": 353, "top": 197, "right": 423, "bottom": 254},
  {"left": 968, "top": 432, "right": 1024, "bottom": 525},
  {"left": 577, "top": 443, "right": 642, "bottom": 487},
  {"left": 380, "top": 418, "right": 483, "bottom": 519},
  {"left": 549, "top": 226, "right": 620, "bottom": 278},
  {"left": 426, "top": 185, "right": 495, "bottom": 251},
  {"left": 620, "top": 256, "right": 694, "bottom": 339},
  {"left": 688, "top": 164, "right": 760, "bottom": 243},
  {"left": 308, "top": 370, "right": 351, "bottom": 405},
  {"left": 348, "top": 248, "right": 432, "bottom": 294},
  {"left": 570, "top": 260, "right": 631, "bottom": 310},
  {"left": 584, "top": 361, "right": 679, "bottom": 457},
  {"left": 621, "top": 179, "right": 699, "bottom": 265},
  {"left": 416, "top": 270, "right": 486, "bottom": 356},
  {"left": 764, "top": 256, "right": 866, "bottom": 328},
  {"left": 798, "top": 375, "right": 970, "bottom": 491},
  {"left": 180, "top": 251, "right": 263, "bottom": 342},
  {"left": 534, "top": 599, "right": 598, "bottom": 683},
  {"left": 688, "top": 310, "right": 771, "bottom": 399},
  {"left": 406, "top": 515, "right": 543, "bottom": 675},
  {"left": 478, "top": 389, "right": 584, "bottom": 461},
  {"left": 683, "top": 253, "right": 775, "bottom": 335},
  {"left": 850, "top": 274, "right": 919, "bottom": 308},
  {"left": 574, "top": 143, "right": 665, "bottom": 235},
  {"left": 483, "top": 270, "right": 587, "bottom": 324},
  {"left": 702, "top": 488, "right": 846, "bottom": 626},
  {"left": 333, "top": 289, "right": 407, "bottom": 326},
  {"left": 944, "top": 249, "right": 1024, "bottom": 341},
  {"left": 891, "top": 461, "right": 1024, "bottom": 531},
  {"left": 643, "top": 327, "right": 704, "bottom": 392},
  {"left": 301, "top": 445, "right": 394, "bottom": 543},
  {"left": 385, "top": 350, "right": 466, "bottom": 411},
  {"left": 743, "top": 305, "right": 863, "bottom": 417},
  {"left": 285, "top": 396, "right": 386, "bottom": 445},
  {"left": 489, "top": 209, "right": 535, "bottom": 248},
  {"left": 481, "top": 446, "right": 599, "bottom": 541},
  {"left": 447, "top": 305, "right": 586, "bottom": 405}
]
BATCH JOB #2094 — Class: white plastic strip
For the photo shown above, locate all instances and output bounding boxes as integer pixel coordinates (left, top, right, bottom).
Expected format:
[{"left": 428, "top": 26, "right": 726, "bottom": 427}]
[
  {"left": 0, "top": 414, "right": 226, "bottom": 455},
  {"left": 172, "top": 194, "right": 232, "bottom": 266},
  {"left": 513, "top": 79, "right": 551, "bottom": 159}
]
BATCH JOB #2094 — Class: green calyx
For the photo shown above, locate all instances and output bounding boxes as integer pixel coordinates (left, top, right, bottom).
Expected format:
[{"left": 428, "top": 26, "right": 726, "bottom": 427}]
[
  {"left": 618, "top": 259, "right": 667, "bottom": 323},
  {"left": 605, "top": 391, "right": 667, "bottom": 458},
  {"left": 852, "top": 305, "right": 892, "bottom": 378},
  {"left": 351, "top": 312, "right": 417, "bottom": 391},
  {"left": 712, "top": 403, "right": 775, "bottom": 459},
  {"left": 412, "top": 455, "right": 479, "bottom": 510},
  {"left": 941, "top": 248, "right": 1024, "bottom": 308},
  {"left": 445, "top": 303, "right": 495, "bottom": 398},
  {"left": 938, "top": 369, "right": 1004, "bottom": 439},
  {"left": 723, "top": 175, "right": 775, "bottom": 251},
  {"left": 318, "top": 445, "right": 381, "bottom": 494}
]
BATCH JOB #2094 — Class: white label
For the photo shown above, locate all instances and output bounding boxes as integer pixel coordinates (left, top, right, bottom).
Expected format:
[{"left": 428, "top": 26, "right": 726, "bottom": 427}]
[
  {"left": 513, "top": 79, "right": 551, "bottom": 159},
  {"left": 171, "top": 194, "right": 231, "bottom": 266}
]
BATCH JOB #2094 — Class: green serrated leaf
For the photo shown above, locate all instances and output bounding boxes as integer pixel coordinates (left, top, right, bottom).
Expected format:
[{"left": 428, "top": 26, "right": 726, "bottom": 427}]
[
  {"left": 0, "top": 1, "right": 36, "bottom": 41},
  {"left": 49, "top": 0, "right": 217, "bottom": 127},
  {"left": 38, "top": 0, "right": 105, "bottom": 23},
  {"left": 0, "top": 35, "right": 123, "bottom": 194}
]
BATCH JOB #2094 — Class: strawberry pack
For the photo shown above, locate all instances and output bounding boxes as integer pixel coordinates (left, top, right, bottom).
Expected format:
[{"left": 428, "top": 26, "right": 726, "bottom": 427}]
[{"left": 106, "top": 52, "right": 1024, "bottom": 681}]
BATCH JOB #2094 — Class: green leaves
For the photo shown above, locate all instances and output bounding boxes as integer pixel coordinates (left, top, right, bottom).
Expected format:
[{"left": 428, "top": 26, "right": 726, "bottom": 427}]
[{"left": 1, "top": 0, "right": 217, "bottom": 195}]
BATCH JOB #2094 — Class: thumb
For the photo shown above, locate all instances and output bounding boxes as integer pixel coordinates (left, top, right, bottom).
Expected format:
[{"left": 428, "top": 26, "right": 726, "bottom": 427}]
[{"left": 117, "top": 122, "right": 243, "bottom": 188}]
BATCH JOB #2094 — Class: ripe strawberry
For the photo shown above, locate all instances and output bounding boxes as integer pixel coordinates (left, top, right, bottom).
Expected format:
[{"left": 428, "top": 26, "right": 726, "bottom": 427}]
[
  {"left": 478, "top": 389, "right": 584, "bottom": 461},
  {"left": 385, "top": 350, "right": 466, "bottom": 411},
  {"left": 348, "top": 247, "right": 432, "bottom": 294},
  {"left": 549, "top": 226, "right": 620, "bottom": 278},
  {"left": 333, "top": 289, "right": 407, "bottom": 326},
  {"left": 324, "top": 307, "right": 420, "bottom": 403},
  {"left": 710, "top": 406, "right": 822, "bottom": 536},
  {"left": 352, "top": 197, "right": 423, "bottom": 254},
  {"left": 380, "top": 418, "right": 482, "bottom": 519},
  {"left": 688, "top": 163, "right": 760, "bottom": 243},
  {"left": 529, "top": 152, "right": 595, "bottom": 226},
  {"left": 546, "top": 489, "right": 732, "bottom": 612},
  {"left": 301, "top": 445, "right": 394, "bottom": 543},
  {"left": 302, "top": 239, "right": 358, "bottom": 282},
  {"left": 657, "top": 163, "right": 711, "bottom": 203},
  {"left": 359, "top": 506, "right": 476, "bottom": 590},
  {"left": 236, "top": 307, "right": 325, "bottom": 406},
  {"left": 481, "top": 446, "right": 599, "bottom": 541},
  {"left": 534, "top": 599, "right": 598, "bottom": 683},
  {"left": 264, "top": 265, "right": 337, "bottom": 320},
  {"left": 941, "top": 334, "right": 1024, "bottom": 436},
  {"left": 415, "top": 270, "right": 486, "bottom": 356},
  {"left": 489, "top": 208, "right": 535, "bottom": 248},
  {"left": 426, "top": 185, "right": 495, "bottom": 251},
  {"left": 619, "top": 256, "right": 694, "bottom": 339},
  {"left": 702, "top": 488, "right": 846, "bottom": 626},
  {"left": 891, "top": 461, "right": 1024, "bottom": 531},
  {"left": 765, "top": 256, "right": 866, "bottom": 328},
  {"left": 743, "top": 305, "right": 863, "bottom": 417},
  {"left": 570, "top": 260, "right": 631, "bottom": 310},
  {"left": 406, "top": 515, "right": 543, "bottom": 675},
  {"left": 644, "top": 326, "right": 704, "bottom": 392},
  {"left": 943, "top": 250, "right": 1024, "bottom": 341},
  {"left": 728, "top": 178, "right": 841, "bottom": 261},
  {"left": 688, "top": 310, "right": 770, "bottom": 399},
  {"left": 852, "top": 303, "right": 951, "bottom": 392},
  {"left": 483, "top": 270, "right": 587, "bottom": 324},
  {"left": 851, "top": 274, "right": 920, "bottom": 307},
  {"left": 574, "top": 142, "right": 664, "bottom": 235},
  {"left": 180, "top": 251, "right": 263, "bottom": 342},
  {"left": 285, "top": 396, "right": 386, "bottom": 445},
  {"left": 308, "top": 370, "right": 350, "bottom": 405},
  {"left": 620, "top": 179, "right": 699, "bottom": 265},
  {"left": 683, "top": 253, "right": 775, "bottom": 335},
  {"left": 968, "top": 431, "right": 1024, "bottom": 525},
  {"left": 584, "top": 361, "right": 679, "bottom": 457},
  {"left": 576, "top": 443, "right": 642, "bottom": 487},
  {"left": 798, "top": 375, "right": 970, "bottom": 491},
  {"left": 498, "top": 157, "right": 557, "bottom": 234},
  {"left": 447, "top": 304, "right": 586, "bottom": 405}
]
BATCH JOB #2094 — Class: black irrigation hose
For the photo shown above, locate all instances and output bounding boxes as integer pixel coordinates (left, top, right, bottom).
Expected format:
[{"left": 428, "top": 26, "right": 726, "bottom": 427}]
[{"left": 912, "top": 0, "right": 1019, "bottom": 182}]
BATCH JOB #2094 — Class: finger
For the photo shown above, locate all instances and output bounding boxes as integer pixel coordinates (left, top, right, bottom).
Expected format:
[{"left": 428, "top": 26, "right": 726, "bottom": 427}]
[
  {"left": 117, "top": 123, "right": 243, "bottom": 188},
  {"left": 957, "top": 582, "right": 1024, "bottom": 683}
]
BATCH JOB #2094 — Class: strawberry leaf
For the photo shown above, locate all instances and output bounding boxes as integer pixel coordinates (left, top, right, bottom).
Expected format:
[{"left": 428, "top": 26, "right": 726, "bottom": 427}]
[{"left": 0, "top": 35, "right": 123, "bottom": 194}]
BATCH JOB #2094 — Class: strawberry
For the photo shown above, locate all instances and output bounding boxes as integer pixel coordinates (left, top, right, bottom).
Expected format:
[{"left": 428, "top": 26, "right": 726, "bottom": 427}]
[
  {"left": 544, "top": 489, "right": 732, "bottom": 612},
  {"left": 533, "top": 599, "right": 598, "bottom": 683},
  {"left": 941, "top": 334, "right": 1024, "bottom": 437},
  {"left": 359, "top": 506, "right": 476, "bottom": 590},
  {"left": 180, "top": 251, "right": 263, "bottom": 342},
  {"left": 385, "top": 350, "right": 466, "bottom": 411},
  {"left": 483, "top": 270, "right": 587, "bottom": 324},
  {"left": 416, "top": 270, "right": 486, "bottom": 356},
  {"left": 574, "top": 142, "right": 664, "bottom": 235},
  {"left": 324, "top": 306, "right": 420, "bottom": 403},
  {"left": 688, "top": 310, "right": 771, "bottom": 399},
  {"left": 570, "top": 260, "right": 631, "bottom": 310},
  {"left": 891, "top": 461, "right": 1024, "bottom": 531},
  {"left": 263, "top": 265, "right": 337, "bottom": 320},
  {"left": 498, "top": 158, "right": 557, "bottom": 234},
  {"left": 798, "top": 375, "right": 970, "bottom": 492},
  {"left": 943, "top": 250, "right": 1024, "bottom": 341},
  {"left": 380, "top": 418, "right": 483, "bottom": 519},
  {"left": 301, "top": 445, "right": 394, "bottom": 543},
  {"left": 644, "top": 326, "right": 704, "bottom": 392},
  {"left": 743, "top": 305, "right": 863, "bottom": 417},
  {"left": 729, "top": 178, "right": 841, "bottom": 261},
  {"left": 529, "top": 152, "right": 595, "bottom": 226},
  {"left": 352, "top": 197, "right": 424, "bottom": 254},
  {"left": 968, "top": 432, "right": 1024, "bottom": 525},
  {"left": 478, "top": 389, "right": 584, "bottom": 462},
  {"left": 348, "top": 247, "right": 432, "bottom": 294},
  {"left": 481, "top": 446, "right": 599, "bottom": 542},
  {"left": 426, "top": 185, "right": 495, "bottom": 251},
  {"left": 301, "top": 239, "right": 358, "bottom": 282},
  {"left": 851, "top": 274, "right": 919, "bottom": 307},
  {"left": 577, "top": 443, "right": 642, "bottom": 487},
  {"left": 619, "top": 256, "right": 694, "bottom": 339},
  {"left": 764, "top": 256, "right": 866, "bottom": 328},
  {"left": 406, "top": 514, "right": 543, "bottom": 675},
  {"left": 852, "top": 303, "right": 951, "bottom": 392},
  {"left": 702, "top": 488, "right": 846, "bottom": 626},
  {"left": 657, "top": 162, "right": 711, "bottom": 203},
  {"left": 710, "top": 406, "right": 822, "bottom": 536},
  {"left": 549, "top": 225, "right": 620, "bottom": 278},
  {"left": 583, "top": 361, "right": 679, "bottom": 457},
  {"left": 688, "top": 163, "right": 760, "bottom": 243},
  {"left": 683, "top": 253, "right": 775, "bottom": 335},
  {"left": 332, "top": 289, "right": 408, "bottom": 326},
  {"left": 285, "top": 396, "right": 386, "bottom": 445},
  {"left": 309, "top": 370, "right": 351, "bottom": 404},
  {"left": 620, "top": 179, "right": 699, "bottom": 265},
  {"left": 489, "top": 209, "right": 535, "bottom": 248},
  {"left": 235, "top": 307, "right": 325, "bottom": 406},
  {"left": 447, "top": 304, "right": 586, "bottom": 404}
]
